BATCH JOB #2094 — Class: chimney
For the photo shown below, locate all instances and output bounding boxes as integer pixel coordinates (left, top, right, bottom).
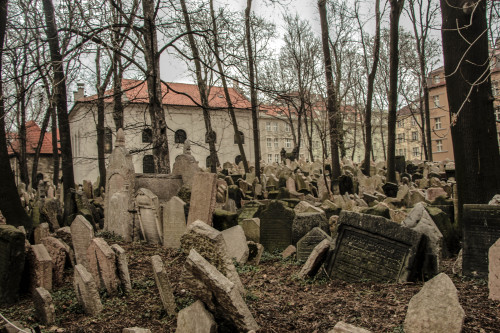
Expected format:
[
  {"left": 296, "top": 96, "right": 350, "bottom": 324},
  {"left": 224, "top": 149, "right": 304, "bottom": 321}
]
[{"left": 73, "top": 82, "right": 85, "bottom": 102}]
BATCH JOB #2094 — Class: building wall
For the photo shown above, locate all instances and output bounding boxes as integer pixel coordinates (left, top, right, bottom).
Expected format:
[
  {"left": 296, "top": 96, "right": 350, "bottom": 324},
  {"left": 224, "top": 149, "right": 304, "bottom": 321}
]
[
  {"left": 395, "top": 112, "right": 424, "bottom": 161},
  {"left": 9, "top": 155, "right": 61, "bottom": 187}
]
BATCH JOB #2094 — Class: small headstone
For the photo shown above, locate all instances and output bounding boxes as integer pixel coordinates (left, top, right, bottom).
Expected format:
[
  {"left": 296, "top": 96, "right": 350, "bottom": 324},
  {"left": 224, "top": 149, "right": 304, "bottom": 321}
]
[
  {"left": 163, "top": 196, "right": 187, "bottom": 249},
  {"left": 241, "top": 218, "right": 260, "bottom": 243},
  {"left": 462, "top": 204, "right": 500, "bottom": 277},
  {"left": 33, "top": 287, "right": 55, "bottom": 325},
  {"left": 71, "top": 215, "right": 94, "bottom": 268},
  {"left": 212, "top": 209, "right": 238, "bottom": 231},
  {"left": 282, "top": 245, "right": 296, "bottom": 259},
  {"left": 452, "top": 249, "right": 463, "bottom": 276},
  {"left": 41, "top": 236, "right": 67, "bottom": 286},
  {"left": 176, "top": 300, "right": 217, "bottom": 333},
  {"left": 187, "top": 172, "right": 217, "bottom": 226},
  {"left": 328, "top": 321, "right": 372, "bottom": 333},
  {"left": 221, "top": 225, "right": 249, "bottom": 264},
  {"left": 0, "top": 225, "right": 25, "bottom": 305},
  {"left": 298, "top": 238, "right": 331, "bottom": 279},
  {"left": 28, "top": 244, "right": 53, "bottom": 292},
  {"left": 247, "top": 241, "right": 264, "bottom": 265},
  {"left": 184, "top": 249, "right": 259, "bottom": 332},
  {"left": 297, "top": 227, "right": 332, "bottom": 262},
  {"left": 404, "top": 273, "right": 464, "bottom": 333},
  {"left": 111, "top": 244, "right": 132, "bottom": 291},
  {"left": 292, "top": 212, "right": 329, "bottom": 245},
  {"left": 488, "top": 238, "right": 500, "bottom": 300},
  {"left": 151, "top": 255, "right": 177, "bottom": 316},
  {"left": 259, "top": 201, "right": 295, "bottom": 252},
  {"left": 34, "top": 223, "right": 50, "bottom": 244},
  {"left": 325, "top": 211, "right": 424, "bottom": 282},
  {"left": 73, "top": 264, "right": 103, "bottom": 315},
  {"left": 86, "top": 238, "right": 119, "bottom": 295}
]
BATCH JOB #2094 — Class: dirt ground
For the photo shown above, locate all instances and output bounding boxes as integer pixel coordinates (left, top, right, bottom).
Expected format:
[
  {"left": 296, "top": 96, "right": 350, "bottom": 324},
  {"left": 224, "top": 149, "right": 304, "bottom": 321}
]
[{"left": 1, "top": 232, "right": 499, "bottom": 333}]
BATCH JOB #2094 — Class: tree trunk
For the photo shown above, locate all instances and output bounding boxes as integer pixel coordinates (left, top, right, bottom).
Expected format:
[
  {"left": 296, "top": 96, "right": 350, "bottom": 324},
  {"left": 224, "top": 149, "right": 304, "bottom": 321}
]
[
  {"left": 51, "top": 106, "right": 59, "bottom": 187},
  {"left": 245, "top": 0, "right": 261, "bottom": 179},
  {"left": 31, "top": 107, "right": 52, "bottom": 188},
  {"left": 142, "top": 0, "right": 170, "bottom": 174},
  {"left": 386, "top": 0, "right": 404, "bottom": 183},
  {"left": 423, "top": 85, "right": 432, "bottom": 160},
  {"left": 42, "top": 0, "right": 76, "bottom": 224},
  {"left": 440, "top": 0, "right": 500, "bottom": 227},
  {"left": 318, "top": 0, "right": 341, "bottom": 179},
  {"left": 362, "top": 0, "right": 381, "bottom": 175},
  {"left": 0, "top": 0, "right": 32, "bottom": 231}
]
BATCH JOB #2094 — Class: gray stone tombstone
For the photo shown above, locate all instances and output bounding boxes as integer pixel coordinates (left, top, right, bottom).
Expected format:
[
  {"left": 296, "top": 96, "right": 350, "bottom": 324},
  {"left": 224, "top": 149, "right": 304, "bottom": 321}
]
[
  {"left": 187, "top": 172, "right": 217, "bottom": 226},
  {"left": 260, "top": 201, "right": 295, "bottom": 252},
  {"left": 297, "top": 227, "right": 332, "bottom": 262},
  {"left": 292, "top": 212, "right": 329, "bottom": 245},
  {"left": 0, "top": 225, "right": 25, "bottom": 305},
  {"left": 136, "top": 188, "right": 162, "bottom": 244},
  {"left": 163, "top": 196, "right": 187, "bottom": 249},
  {"left": 463, "top": 204, "right": 500, "bottom": 277},
  {"left": 171, "top": 141, "right": 200, "bottom": 189},
  {"left": 325, "top": 211, "right": 425, "bottom": 283},
  {"left": 237, "top": 200, "right": 264, "bottom": 225},
  {"left": 71, "top": 215, "right": 94, "bottom": 269}
]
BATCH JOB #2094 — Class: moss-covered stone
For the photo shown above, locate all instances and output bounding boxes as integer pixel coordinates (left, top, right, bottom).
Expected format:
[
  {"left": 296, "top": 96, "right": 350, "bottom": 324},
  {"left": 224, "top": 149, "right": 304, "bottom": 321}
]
[
  {"left": 0, "top": 225, "right": 26, "bottom": 305},
  {"left": 360, "top": 204, "right": 391, "bottom": 219},
  {"left": 212, "top": 209, "right": 238, "bottom": 231}
]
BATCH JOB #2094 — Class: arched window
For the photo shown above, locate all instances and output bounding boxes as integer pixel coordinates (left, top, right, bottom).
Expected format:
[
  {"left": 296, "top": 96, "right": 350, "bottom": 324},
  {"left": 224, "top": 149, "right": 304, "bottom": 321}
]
[
  {"left": 234, "top": 131, "right": 244, "bottom": 144},
  {"left": 104, "top": 127, "right": 113, "bottom": 154},
  {"left": 174, "top": 129, "right": 187, "bottom": 143},
  {"left": 142, "top": 128, "right": 152, "bottom": 143},
  {"left": 143, "top": 155, "right": 154, "bottom": 173}
]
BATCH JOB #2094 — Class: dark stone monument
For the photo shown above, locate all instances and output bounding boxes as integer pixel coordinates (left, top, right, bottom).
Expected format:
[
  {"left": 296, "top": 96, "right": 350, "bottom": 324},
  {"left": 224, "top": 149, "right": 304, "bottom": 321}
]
[
  {"left": 212, "top": 209, "right": 238, "bottom": 231},
  {"left": 411, "top": 173, "right": 423, "bottom": 182},
  {"left": 260, "top": 201, "right": 295, "bottom": 252},
  {"left": 325, "top": 211, "right": 425, "bottom": 283},
  {"left": 297, "top": 227, "right": 332, "bottom": 261},
  {"left": 395, "top": 155, "right": 406, "bottom": 174},
  {"left": 406, "top": 163, "right": 418, "bottom": 174},
  {"left": 382, "top": 182, "right": 399, "bottom": 198},
  {"left": 462, "top": 204, "right": 500, "bottom": 278},
  {"left": 227, "top": 185, "right": 242, "bottom": 209},
  {"left": 237, "top": 201, "right": 264, "bottom": 225},
  {"left": 338, "top": 175, "right": 354, "bottom": 195},
  {"left": 0, "top": 225, "right": 26, "bottom": 305},
  {"left": 292, "top": 212, "right": 329, "bottom": 245}
]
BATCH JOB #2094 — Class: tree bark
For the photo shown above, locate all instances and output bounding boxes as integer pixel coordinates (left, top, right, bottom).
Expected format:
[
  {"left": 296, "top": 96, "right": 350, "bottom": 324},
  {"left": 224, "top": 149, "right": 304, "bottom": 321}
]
[
  {"left": 386, "top": 0, "right": 405, "bottom": 183},
  {"left": 440, "top": 0, "right": 500, "bottom": 227},
  {"left": 51, "top": 106, "right": 59, "bottom": 187},
  {"left": 42, "top": 0, "right": 76, "bottom": 224},
  {"left": 318, "top": 0, "right": 341, "bottom": 180},
  {"left": 31, "top": 107, "right": 52, "bottom": 188},
  {"left": 0, "top": 0, "right": 32, "bottom": 231}
]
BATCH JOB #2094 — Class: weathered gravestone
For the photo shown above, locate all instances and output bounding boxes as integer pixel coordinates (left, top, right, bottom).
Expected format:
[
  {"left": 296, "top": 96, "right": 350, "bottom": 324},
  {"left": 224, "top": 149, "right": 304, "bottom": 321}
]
[
  {"left": 325, "top": 211, "right": 425, "bottom": 282},
  {"left": 462, "top": 204, "right": 500, "bottom": 277},
  {"left": 171, "top": 141, "right": 200, "bottom": 189},
  {"left": 163, "top": 196, "right": 186, "bottom": 249},
  {"left": 176, "top": 300, "right": 216, "bottom": 333},
  {"left": 86, "top": 238, "right": 119, "bottom": 295},
  {"left": 489, "top": 238, "right": 500, "bottom": 300},
  {"left": 297, "top": 227, "right": 332, "bottom": 262},
  {"left": 212, "top": 209, "right": 238, "bottom": 231},
  {"left": 0, "top": 225, "right": 25, "bottom": 305},
  {"left": 241, "top": 218, "right": 260, "bottom": 243},
  {"left": 292, "top": 212, "right": 329, "bottom": 245},
  {"left": 151, "top": 255, "right": 177, "bottom": 316},
  {"left": 41, "top": 236, "right": 67, "bottom": 286},
  {"left": 28, "top": 244, "right": 53, "bottom": 292},
  {"left": 34, "top": 223, "right": 50, "bottom": 244},
  {"left": 136, "top": 188, "right": 162, "bottom": 244},
  {"left": 187, "top": 172, "right": 217, "bottom": 226},
  {"left": 237, "top": 201, "right": 264, "bottom": 225},
  {"left": 298, "top": 239, "right": 332, "bottom": 279},
  {"left": 71, "top": 215, "right": 94, "bottom": 268},
  {"left": 73, "top": 264, "right": 103, "bottom": 315},
  {"left": 111, "top": 244, "right": 132, "bottom": 291},
  {"left": 259, "top": 201, "right": 295, "bottom": 252},
  {"left": 221, "top": 225, "right": 249, "bottom": 264},
  {"left": 33, "top": 287, "right": 55, "bottom": 325}
]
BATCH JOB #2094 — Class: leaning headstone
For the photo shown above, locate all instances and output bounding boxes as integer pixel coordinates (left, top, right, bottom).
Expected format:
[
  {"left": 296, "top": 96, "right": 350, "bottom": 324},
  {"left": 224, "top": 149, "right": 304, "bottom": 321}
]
[
  {"left": 151, "top": 255, "right": 177, "bottom": 316},
  {"left": 297, "top": 227, "right": 332, "bottom": 262},
  {"left": 462, "top": 204, "right": 500, "bottom": 277},
  {"left": 328, "top": 321, "right": 372, "bottom": 333},
  {"left": 28, "top": 244, "right": 53, "bottom": 292},
  {"left": 0, "top": 225, "right": 25, "bottom": 305},
  {"left": 282, "top": 245, "right": 296, "bottom": 259},
  {"left": 176, "top": 300, "right": 217, "bottom": 333},
  {"left": 73, "top": 264, "right": 103, "bottom": 315},
  {"left": 488, "top": 238, "right": 500, "bottom": 300},
  {"left": 185, "top": 249, "right": 260, "bottom": 332},
  {"left": 111, "top": 244, "right": 132, "bottom": 291},
  {"left": 404, "top": 273, "right": 464, "bottom": 333},
  {"left": 70, "top": 215, "right": 94, "bottom": 268},
  {"left": 33, "top": 287, "right": 55, "bottom": 325},
  {"left": 221, "top": 225, "right": 249, "bottom": 264},
  {"left": 241, "top": 218, "right": 260, "bottom": 243},
  {"left": 86, "top": 238, "right": 119, "bottom": 295},
  {"left": 163, "top": 196, "right": 186, "bottom": 249},
  {"left": 34, "top": 223, "right": 50, "bottom": 244},
  {"left": 180, "top": 220, "right": 244, "bottom": 294},
  {"left": 41, "top": 236, "right": 67, "bottom": 286},
  {"left": 298, "top": 239, "right": 332, "bottom": 279},
  {"left": 259, "top": 201, "right": 295, "bottom": 252},
  {"left": 292, "top": 212, "right": 329, "bottom": 245},
  {"left": 325, "top": 211, "right": 424, "bottom": 282},
  {"left": 187, "top": 172, "right": 217, "bottom": 226}
]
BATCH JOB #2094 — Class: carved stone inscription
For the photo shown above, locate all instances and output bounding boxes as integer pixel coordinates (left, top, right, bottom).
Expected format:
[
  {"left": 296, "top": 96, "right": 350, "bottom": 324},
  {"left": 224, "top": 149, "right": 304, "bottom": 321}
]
[
  {"left": 329, "top": 227, "right": 408, "bottom": 282},
  {"left": 260, "top": 219, "right": 292, "bottom": 253},
  {"left": 463, "top": 204, "right": 500, "bottom": 277}
]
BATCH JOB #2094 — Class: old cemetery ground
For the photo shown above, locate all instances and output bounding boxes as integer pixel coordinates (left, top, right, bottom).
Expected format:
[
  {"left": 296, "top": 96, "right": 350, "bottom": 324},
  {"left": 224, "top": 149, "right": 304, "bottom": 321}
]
[{"left": 0, "top": 231, "right": 497, "bottom": 332}]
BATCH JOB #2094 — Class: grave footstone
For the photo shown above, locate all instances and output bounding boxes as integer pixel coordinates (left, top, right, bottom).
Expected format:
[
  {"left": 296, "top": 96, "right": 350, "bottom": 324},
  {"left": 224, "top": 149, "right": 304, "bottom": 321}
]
[
  {"left": 259, "top": 201, "right": 295, "bottom": 252},
  {"left": 488, "top": 238, "right": 500, "bottom": 300},
  {"left": 33, "top": 287, "right": 55, "bottom": 325},
  {"left": 73, "top": 264, "right": 103, "bottom": 315},
  {"left": 187, "top": 172, "right": 217, "bottom": 226},
  {"left": 0, "top": 225, "right": 25, "bottom": 305},
  {"left": 462, "top": 204, "right": 500, "bottom": 277},
  {"left": 221, "top": 225, "right": 249, "bottom": 264},
  {"left": 86, "top": 238, "right": 119, "bottom": 295},
  {"left": 176, "top": 300, "right": 217, "bottom": 333},
  {"left": 325, "top": 211, "right": 425, "bottom": 282},
  {"left": 70, "top": 215, "right": 94, "bottom": 268},
  {"left": 151, "top": 255, "right": 177, "bottom": 316},
  {"left": 163, "top": 196, "right": 186, "bottom": 249},
  {"left": 297, "top": 227, "right": 332, "bottom": 262},
  {"left": 111, "top": 244, "right": 132, "bottom": 291}
]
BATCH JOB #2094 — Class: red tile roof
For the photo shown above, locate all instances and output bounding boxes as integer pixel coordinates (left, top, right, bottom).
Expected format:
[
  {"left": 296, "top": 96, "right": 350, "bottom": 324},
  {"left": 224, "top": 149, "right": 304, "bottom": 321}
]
[
  {"left": 7, "top": 121, "right": 60, "bottom": 156},
  {"left": 78, "top": 79, "right": 252, "bottom": 109}
]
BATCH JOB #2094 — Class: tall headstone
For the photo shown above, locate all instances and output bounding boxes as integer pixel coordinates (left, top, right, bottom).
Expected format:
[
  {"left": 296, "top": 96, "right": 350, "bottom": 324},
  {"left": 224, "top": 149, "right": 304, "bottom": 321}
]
[
  {"left": 86, "top": 238, "right": 119, "bottom": 295},
  {"left": 187, "top": 172, "right": 217, "bottom": 226},
  {"left": 172, "top": 141, "right": 200, "bottom": 189},
  {"left": 136, "top": 188, "right": 162, "bottom": 244},
  {"left": 462, "top": 204, "right": 500, "bottom": 277},
  {"left": 73, "top": 264, "right": 103, "bottom": 315},
  {"left": 260, "top": 201, "right": 295, "bottom": 252},
  {"left": 163, "top": 196, "right": 186, "bottom": 249},
  {"left": 0, "top": 225, "right": 25, "bottom": 305},
  {"left": 325, "top": 211, "right": 424, "bottom": 282},
  {"left": 71, "top": 215, "right": 94, "bottom": 268},
  {"left": 151, "top": 255, "right": 177, "bottom": 316},
  {"left": 104, "top": 128, "right": 135, "bottom": 241}
]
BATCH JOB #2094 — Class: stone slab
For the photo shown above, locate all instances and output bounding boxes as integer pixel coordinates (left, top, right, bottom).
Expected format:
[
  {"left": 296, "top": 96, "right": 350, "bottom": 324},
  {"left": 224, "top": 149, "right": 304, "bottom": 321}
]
[
  {"left": 33, "top": 287, "right": 55, "bottom": 325},
  {"left": 297, "top": 227, "right": 332, "bottom": 262},
  {"left": 71, "top": 215, "right": 94, "bottom": 268},
  {"left": 187, "top": 172, "right": 217, "bottom": 226},
  {"left": 151, "top": 255, "right": 177, "bottom": 316},
  {"left": 163, "top": 196, "right": 186, "bottom": 249},
  {"left": 259, "top": 201, "right": 295, "bottom": 252},
  {"left": 176, "top": 300, "right": 217, "bottom": 333},
  {"left": 73, "top": 264, "right": 102, "bottom": 315},
  {"left": 489, "top": 238, "right": 500, "bottom": 300}
]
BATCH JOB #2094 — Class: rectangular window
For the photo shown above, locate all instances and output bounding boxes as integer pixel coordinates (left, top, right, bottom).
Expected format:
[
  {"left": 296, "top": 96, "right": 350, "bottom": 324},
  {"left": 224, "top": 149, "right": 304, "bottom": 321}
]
[
  {"left": 266, "top": 122, "right": 271, "bottom": 131},
  {"left": 267, "top": 154, "right": 272, "bottom": 163},
  {"left": 285, "top": 138, "right": 292, "bottom": 148},
  {"left": 273, "top": 122, "right": 278, "bottom": 132},
  {"left": 435, "top": 117, "right": 442, "bottom": 130},
  {"left": 436, "top": 140, "right": 443, "bottom": 152},
  {"left": 266, "top": 138, "right": 272, "bottom": 148},
  {"left": 411, "top": 117, "right": 417, "bottom": 126},
  {"left": 433, "top": 75, "right": 440, "bottom": 84},
  {"left": 493, "top": 81, "right": 499, "bottom": 97},
  {"left": 274, "top": 138, "right": 279, "bottom": 148},
  {"left": 275, "top": 154, "right": 279, "bottom": 162},
  {"left": 413, "top": 147, "right": 420, "bottom": 157},
  {"left": 397, "top": 133, "right": 405, "bottom": 144},
  {"left": 398, "top": 148, "right": 405, "bottom": 156},
  {"left": 285, "top": 123, "right": 291, "bottom": 132},
  {"left": 432, "top": 95, "right": 440, "bottom": 107},
  {"left": 412, "top": 131, "right": 418, "bottom": 141},
  {"left": 397, "top": 119, "right": 404, "bottom": 128}
]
